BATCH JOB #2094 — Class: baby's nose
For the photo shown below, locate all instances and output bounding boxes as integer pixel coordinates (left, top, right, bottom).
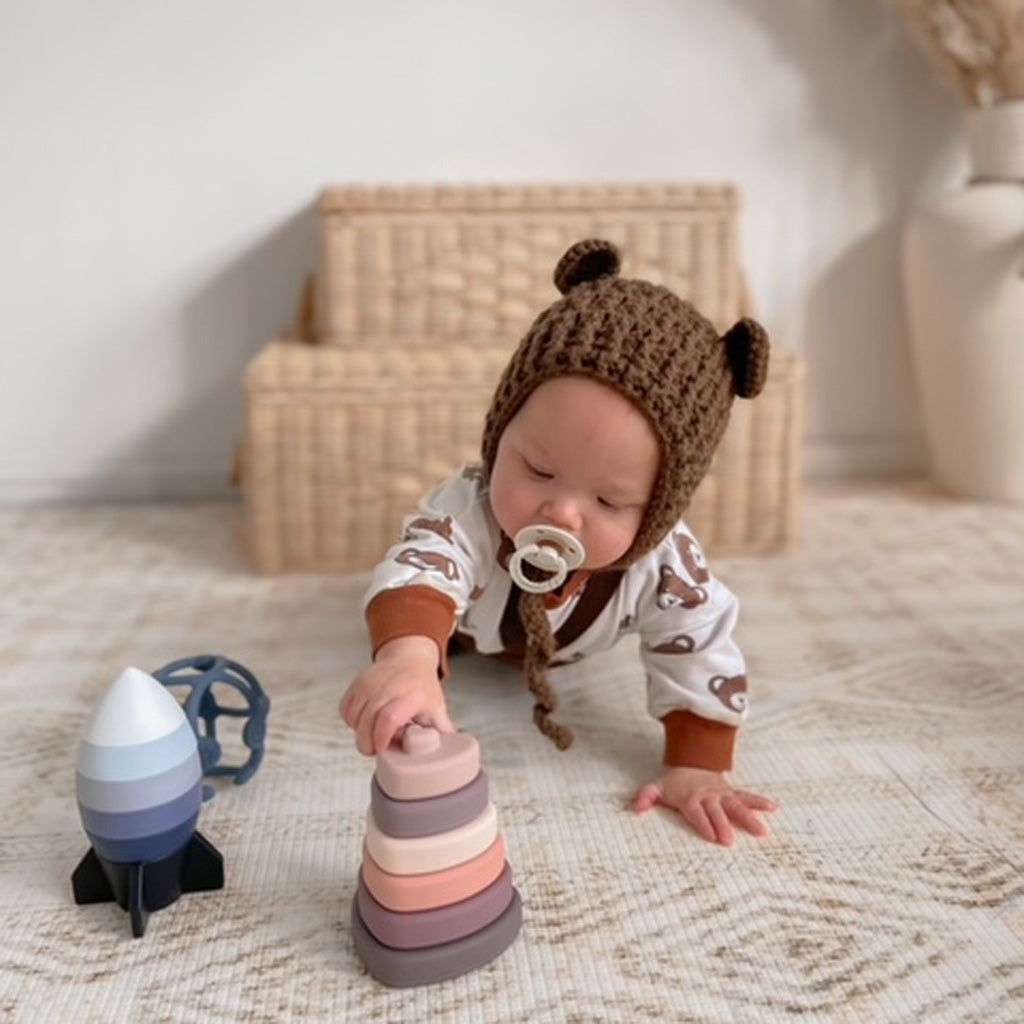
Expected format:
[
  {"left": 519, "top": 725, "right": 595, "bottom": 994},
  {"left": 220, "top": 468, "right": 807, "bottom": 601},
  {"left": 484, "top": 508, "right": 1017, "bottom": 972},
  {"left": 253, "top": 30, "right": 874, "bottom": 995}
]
[{"left": 541, "top": 496, "right": 582, "bottom": 532}]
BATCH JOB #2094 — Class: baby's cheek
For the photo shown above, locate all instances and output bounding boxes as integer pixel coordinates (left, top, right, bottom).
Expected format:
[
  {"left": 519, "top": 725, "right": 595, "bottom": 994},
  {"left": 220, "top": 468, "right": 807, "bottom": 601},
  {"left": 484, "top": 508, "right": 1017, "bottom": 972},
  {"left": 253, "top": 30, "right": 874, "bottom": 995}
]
[
  {"left": 489, "top": 477, "right": 526, "bottom": 537},
  {"left": 587, "top": 517, "right": 641, "bottom": 568}
]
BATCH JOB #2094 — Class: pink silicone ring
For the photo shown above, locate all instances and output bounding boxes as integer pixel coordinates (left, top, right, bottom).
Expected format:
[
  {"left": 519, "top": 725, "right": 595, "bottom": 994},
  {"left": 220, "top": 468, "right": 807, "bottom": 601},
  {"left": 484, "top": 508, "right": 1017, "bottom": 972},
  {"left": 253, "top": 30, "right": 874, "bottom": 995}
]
[
  {"left": 375, "top": 728, "right": 480, "bottom": 801},
  {"left": 361, "top": 834, "right": 507, "bottom": 913}
]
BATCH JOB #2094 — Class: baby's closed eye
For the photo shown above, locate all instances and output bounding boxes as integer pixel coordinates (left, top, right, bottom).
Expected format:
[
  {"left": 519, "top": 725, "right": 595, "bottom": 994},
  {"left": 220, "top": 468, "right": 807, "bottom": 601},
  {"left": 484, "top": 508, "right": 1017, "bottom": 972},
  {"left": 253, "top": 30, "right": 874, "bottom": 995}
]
[{"left": 524, "top": 458, "right": 554, "bottom": 481}]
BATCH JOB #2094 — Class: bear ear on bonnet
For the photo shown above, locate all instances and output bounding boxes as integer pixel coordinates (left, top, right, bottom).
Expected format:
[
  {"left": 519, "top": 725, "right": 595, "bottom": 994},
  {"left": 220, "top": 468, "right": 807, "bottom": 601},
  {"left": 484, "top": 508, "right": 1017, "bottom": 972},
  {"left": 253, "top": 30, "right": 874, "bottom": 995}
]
[
  {"left": 722, "top": 317, "right": 770, "bottom": 399},
  {"left": 553, "top": 238, "right": 621, "bottom": 294}
]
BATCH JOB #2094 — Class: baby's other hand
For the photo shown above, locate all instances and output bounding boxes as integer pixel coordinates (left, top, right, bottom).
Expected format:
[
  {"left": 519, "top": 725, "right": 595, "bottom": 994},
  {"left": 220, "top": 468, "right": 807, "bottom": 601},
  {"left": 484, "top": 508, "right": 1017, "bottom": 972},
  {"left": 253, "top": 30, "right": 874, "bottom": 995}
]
[
  {"left": 339, "top": 636, "right": 455, "bottom": 756},
  {"left": 633, "top": 766, "right": 777, "bottom": 847}
]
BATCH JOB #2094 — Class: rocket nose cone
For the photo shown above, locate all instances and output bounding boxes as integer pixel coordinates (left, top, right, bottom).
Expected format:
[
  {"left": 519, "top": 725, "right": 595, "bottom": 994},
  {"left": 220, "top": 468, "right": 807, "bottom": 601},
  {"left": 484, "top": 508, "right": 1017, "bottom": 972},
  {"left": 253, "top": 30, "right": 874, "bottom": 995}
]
[{"left": 81, "top": 667, "right": 187, "bottom": 748}]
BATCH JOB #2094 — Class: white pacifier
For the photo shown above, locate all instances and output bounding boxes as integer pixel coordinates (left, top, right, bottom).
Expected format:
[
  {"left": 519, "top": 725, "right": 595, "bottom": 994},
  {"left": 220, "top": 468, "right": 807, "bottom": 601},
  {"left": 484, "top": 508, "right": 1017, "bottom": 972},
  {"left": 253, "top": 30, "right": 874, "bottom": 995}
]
[{"left": 508, "top": 525, "right": 586, "bottom": 594}]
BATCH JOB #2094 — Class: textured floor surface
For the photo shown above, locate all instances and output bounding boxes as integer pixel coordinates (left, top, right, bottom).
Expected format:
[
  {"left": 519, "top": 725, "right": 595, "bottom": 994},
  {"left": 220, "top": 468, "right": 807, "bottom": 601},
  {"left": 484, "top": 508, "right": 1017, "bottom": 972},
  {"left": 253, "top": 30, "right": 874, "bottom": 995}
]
[{"left": 0, "top": 483, "right": 1021, "bottom": 1023}]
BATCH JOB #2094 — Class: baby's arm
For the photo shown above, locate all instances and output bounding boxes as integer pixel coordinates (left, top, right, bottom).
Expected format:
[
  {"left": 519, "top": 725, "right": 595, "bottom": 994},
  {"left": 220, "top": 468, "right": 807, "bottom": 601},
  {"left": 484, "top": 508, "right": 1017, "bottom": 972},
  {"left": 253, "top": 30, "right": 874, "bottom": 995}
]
[
  {"left": 633, "top": 530, "right": 777, "bottom": 843},
  {"left": 341, "top": 468, "right": 490, "bottom": 755},
  {"left": 342, "top": 582, "right": 461, "bottom": 755},
  {"left": 340, "top": 635, "right": 454, "bottom": 755}
]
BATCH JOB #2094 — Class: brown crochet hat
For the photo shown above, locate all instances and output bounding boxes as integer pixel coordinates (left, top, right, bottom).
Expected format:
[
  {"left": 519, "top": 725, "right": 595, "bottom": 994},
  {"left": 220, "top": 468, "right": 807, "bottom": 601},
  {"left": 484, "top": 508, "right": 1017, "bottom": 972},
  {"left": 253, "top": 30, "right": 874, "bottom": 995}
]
[{"left": 481, "top": 238, "right": 770, "bottom": 565}]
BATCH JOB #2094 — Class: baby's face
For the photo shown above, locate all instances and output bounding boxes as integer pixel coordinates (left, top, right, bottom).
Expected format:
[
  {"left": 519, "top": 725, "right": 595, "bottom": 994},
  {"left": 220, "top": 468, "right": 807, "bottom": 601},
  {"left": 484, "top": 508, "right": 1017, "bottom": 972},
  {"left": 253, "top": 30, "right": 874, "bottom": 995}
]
[{"left": 489, "top": 376, "right": 659, "bottom": 571}]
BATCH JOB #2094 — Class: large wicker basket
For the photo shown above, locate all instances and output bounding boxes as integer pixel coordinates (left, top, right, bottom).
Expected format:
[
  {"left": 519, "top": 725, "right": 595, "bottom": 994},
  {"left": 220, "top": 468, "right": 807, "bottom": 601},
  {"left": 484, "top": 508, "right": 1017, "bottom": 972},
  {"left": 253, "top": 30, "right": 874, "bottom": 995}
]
[{"left": 242, "top": 183, "right": 805, "bottom": 573}]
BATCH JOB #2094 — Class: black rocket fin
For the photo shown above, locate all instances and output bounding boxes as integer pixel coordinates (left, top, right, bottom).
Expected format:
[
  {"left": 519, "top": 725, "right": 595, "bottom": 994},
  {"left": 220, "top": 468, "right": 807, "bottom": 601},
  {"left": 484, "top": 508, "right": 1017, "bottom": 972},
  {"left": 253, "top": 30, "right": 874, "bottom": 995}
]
[
  {"left": 128, "top": 863, "right": 149, "bottom": 938},
  {"left": 72, "top": 832, "right": 224, "bottom": 937},
  {"left": 71, "top": 847, "right": 115, "bottom": 905},
  {"left": 180, "top": 831, "right": 224, "bottom": 893}
]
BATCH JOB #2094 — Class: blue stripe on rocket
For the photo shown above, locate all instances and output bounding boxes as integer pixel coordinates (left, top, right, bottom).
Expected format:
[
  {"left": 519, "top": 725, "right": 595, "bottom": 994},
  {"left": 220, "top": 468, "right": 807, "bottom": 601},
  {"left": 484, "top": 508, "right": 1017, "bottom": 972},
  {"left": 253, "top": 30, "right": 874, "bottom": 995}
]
[
  {"left": 78, "top": 782, "right": 203, "bottom": 862},
  {"left": 76, "top": 720, "right": 199, "bottom": 782},
  {"left": 76, "top": 751, "right": 202, "bottom": 813}
]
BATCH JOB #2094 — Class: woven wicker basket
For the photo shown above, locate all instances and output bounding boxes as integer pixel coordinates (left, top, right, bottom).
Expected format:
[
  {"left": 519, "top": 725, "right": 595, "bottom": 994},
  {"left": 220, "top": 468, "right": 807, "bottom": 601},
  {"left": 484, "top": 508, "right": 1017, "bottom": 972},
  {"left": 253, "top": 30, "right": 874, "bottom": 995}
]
[
  {"left": 315, "top": 182, "right": 745, "bottom": 343},
  {"left": 242, "top": 183, "right": 805, "bottom": 573}
]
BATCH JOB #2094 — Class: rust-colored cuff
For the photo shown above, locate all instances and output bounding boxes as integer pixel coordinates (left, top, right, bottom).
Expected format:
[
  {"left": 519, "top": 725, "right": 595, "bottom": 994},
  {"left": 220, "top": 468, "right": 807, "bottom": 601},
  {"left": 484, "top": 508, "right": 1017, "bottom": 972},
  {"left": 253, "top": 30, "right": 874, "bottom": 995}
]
[
  {"left": 661, "top": 710, "right": 737, "bottom": 772},
  {"left": 365, "top": 586, "right": 458, "bottom": 680}
]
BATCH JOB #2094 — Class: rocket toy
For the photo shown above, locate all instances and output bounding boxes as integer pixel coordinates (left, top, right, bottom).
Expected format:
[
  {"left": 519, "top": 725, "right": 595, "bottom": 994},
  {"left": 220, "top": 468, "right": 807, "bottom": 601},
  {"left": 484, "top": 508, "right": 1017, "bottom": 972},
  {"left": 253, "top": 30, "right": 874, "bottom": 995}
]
[{"left": 71, "top": 667, "right": 224, "bottom": 937}]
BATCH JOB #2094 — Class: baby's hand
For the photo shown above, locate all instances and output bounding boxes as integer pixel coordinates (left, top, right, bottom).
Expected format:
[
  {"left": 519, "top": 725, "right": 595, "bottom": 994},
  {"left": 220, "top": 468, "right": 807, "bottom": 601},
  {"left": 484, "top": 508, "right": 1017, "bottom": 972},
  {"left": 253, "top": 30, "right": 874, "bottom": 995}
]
[
  {"left": 340, "top": 635, "right": 455, "bottom": 756},
  {"left": 633, "top": 766, "right": 777, "bottom": 847}
]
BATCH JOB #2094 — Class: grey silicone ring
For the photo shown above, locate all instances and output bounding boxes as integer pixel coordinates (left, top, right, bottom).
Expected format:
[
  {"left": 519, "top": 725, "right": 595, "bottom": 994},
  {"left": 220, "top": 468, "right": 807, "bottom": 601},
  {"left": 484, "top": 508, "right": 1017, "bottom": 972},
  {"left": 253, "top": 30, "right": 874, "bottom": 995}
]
[{"left": 370, "top": 770, "right": 490, "bottom": 839}]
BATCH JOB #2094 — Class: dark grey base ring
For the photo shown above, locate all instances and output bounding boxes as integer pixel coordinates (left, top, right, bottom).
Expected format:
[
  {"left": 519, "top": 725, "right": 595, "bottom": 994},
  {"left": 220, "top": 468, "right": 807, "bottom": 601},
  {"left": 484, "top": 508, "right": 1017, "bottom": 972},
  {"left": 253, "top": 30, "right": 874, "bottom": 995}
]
[{"left": 352, "top": 887, "right": 521, "bottom": 988}]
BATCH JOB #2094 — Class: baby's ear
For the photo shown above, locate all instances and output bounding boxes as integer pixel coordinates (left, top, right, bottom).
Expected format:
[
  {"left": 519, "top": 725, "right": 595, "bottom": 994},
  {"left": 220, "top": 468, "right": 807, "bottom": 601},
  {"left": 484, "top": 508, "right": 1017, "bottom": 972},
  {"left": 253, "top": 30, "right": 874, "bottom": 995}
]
[{"left": 722, "top": 318, "right": 770, "bottom": 399}]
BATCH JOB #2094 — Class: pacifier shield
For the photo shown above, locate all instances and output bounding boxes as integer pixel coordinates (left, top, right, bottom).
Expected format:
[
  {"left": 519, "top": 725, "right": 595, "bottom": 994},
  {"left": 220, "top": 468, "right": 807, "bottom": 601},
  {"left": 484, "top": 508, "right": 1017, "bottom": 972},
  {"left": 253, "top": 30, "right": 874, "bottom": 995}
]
[{"left": 508, "top": 526, "right": 586, "bottom": 594}]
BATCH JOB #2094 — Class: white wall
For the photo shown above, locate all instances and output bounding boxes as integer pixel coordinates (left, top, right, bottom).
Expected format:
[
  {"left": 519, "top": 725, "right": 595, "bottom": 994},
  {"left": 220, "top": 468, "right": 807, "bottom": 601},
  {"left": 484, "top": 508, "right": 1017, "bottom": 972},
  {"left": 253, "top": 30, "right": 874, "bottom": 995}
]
[{"left": 0, "top": 0, "right": 964, "bottom": 502}]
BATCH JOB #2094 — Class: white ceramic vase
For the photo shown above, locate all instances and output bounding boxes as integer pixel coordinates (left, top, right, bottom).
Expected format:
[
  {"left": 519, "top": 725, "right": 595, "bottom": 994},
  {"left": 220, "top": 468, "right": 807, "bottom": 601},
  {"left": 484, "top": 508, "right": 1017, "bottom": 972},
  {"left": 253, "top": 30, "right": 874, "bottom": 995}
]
[{"left": 902, "top": 99, "right": 1024, "bottom": 502}]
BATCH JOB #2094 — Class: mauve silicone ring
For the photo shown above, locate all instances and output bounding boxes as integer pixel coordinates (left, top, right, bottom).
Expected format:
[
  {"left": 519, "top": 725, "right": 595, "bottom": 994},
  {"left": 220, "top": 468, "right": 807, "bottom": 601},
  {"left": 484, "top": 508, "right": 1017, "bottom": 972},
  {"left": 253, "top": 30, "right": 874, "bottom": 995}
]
[
  {"left": 370, "top": 770, "right": 490, "bottom": 839},
  {"left": 352, "top": 887, "right": 522, "bottom": 988},
  {"left": 356, "top": 862, "right": 514, "bottom": 950}
]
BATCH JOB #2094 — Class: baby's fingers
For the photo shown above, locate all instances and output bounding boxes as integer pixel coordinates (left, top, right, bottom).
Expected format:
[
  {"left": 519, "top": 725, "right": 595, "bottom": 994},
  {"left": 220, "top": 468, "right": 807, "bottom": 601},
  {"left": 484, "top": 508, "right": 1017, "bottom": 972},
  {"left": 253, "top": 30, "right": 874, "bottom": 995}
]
[
  {"left": 734, "top": 790, "right": 778, "bottom": 813},
  {"left": 353, "top": 695, "right": 396, "bottom": 756},
  {"left": 633, "top": 782, "right": 665, "bottom": 814},
  {"left": 423, "top": 704, "right": 457, "bottom": 735},
  {"left": 369, "top": 697, "right": 419, "bottom": 755},
  {"left": 723, "top": 795, "right": 771, "bottom": 838},
  {"left": 682, "top": 798, "right": 718, "bottom": 844},
  {"left": 340, "top": 688, "right": 364, "bottom": 729},
  {"left": 704, "top": 800, "right": 736, "bottom": 847}
]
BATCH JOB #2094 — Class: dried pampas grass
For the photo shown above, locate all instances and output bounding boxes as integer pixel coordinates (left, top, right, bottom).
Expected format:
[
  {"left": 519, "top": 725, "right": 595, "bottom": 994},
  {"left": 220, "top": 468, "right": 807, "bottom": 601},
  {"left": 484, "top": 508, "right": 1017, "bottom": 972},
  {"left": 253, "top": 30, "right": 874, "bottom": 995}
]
[{"left": 889, "top": 0, "right": 1024, "bottom": 104}]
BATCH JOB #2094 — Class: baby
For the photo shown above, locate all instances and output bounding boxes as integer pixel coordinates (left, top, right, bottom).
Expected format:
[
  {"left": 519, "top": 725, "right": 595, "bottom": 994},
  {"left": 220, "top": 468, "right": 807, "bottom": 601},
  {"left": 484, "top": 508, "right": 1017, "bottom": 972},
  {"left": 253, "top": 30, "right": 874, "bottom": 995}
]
[{"left": 341, "top": 239, "right": 777, "bottom": 846}]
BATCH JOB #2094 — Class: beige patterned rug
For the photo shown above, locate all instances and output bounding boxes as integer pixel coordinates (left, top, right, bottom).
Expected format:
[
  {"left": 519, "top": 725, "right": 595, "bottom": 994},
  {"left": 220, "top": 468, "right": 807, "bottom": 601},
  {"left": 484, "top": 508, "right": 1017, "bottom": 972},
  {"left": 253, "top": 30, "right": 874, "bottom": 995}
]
[{"left": 0, "top": 483, "right": 1021, "bottom": 1023}]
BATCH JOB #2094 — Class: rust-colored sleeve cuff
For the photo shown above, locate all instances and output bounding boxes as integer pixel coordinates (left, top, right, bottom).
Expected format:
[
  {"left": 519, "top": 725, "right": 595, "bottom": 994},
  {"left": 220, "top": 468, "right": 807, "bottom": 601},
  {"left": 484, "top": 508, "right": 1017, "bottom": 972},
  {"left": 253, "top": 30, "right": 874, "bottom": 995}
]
[
  {"left": 661, "top": 710, "right": 737, "bottom": 772},
  {"left": 365, "top": 585, "right": 458, "bottom": 680}
]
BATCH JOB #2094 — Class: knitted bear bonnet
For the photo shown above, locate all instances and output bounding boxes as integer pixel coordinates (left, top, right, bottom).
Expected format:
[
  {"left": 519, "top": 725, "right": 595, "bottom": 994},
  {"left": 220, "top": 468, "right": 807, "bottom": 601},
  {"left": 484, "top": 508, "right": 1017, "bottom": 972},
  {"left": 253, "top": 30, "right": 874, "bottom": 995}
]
[{"left": 481, "top": 238, "right": 770, "bottom": 749}]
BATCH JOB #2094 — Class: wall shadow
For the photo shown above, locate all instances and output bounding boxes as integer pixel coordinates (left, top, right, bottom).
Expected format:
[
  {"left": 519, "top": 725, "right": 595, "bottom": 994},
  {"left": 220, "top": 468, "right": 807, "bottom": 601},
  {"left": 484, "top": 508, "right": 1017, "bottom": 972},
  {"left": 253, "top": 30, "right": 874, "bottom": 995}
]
[
  {"left": 727, "top": 0, "right": 962, "bottom": 469},
  {"left": 55, "top": 201, "right": 319, "bottom": 571},
  {"left": 174, "top": 199, "right": 320, "bottom": 494}
]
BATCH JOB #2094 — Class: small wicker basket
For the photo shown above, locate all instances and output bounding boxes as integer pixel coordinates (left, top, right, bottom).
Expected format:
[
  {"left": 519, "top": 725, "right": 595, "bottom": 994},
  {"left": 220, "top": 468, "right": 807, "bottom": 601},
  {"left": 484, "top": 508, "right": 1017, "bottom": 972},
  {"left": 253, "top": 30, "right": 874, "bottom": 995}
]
[{"left": 241, "top": 183, "right": 805, "bottom": 573}]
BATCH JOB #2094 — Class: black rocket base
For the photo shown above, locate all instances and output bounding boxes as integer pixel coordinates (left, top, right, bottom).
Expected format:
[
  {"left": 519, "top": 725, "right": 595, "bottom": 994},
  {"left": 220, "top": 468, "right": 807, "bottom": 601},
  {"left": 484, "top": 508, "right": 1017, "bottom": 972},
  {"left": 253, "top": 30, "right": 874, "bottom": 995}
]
[{"left": 72, "top": 831, "right": 224, "bottom": 938}]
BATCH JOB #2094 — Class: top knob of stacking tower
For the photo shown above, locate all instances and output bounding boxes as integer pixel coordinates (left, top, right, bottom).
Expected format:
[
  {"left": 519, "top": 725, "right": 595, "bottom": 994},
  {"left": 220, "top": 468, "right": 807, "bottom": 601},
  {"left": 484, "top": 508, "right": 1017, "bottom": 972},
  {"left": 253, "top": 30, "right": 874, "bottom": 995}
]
[{"left": 402, "top": 724, "right": 441, "bottom": 755}]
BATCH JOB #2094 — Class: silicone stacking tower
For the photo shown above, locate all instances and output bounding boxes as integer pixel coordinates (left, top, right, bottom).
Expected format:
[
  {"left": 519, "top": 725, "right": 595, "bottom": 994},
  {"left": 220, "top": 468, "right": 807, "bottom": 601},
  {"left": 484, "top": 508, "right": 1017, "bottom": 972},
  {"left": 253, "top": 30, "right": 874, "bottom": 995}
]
[{"left": 352, "top": 725, "right": 522, "bottom": 987}]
